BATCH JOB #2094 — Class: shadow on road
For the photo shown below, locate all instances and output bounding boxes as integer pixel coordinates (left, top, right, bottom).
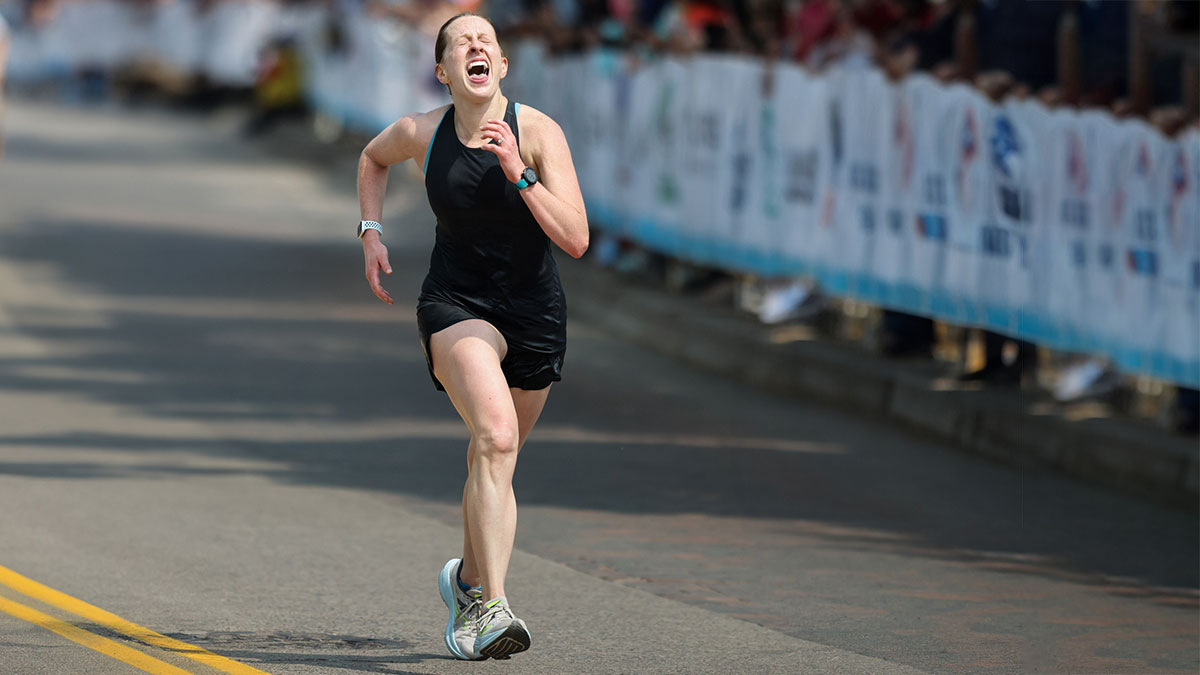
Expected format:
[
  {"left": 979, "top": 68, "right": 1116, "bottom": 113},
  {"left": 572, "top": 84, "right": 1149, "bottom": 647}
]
[
  {"left": 0, "top": 173, "right": 1196, "bottom": 619},
  {"left": 163, "top": 631, "right": 447, "bottom": 674}
]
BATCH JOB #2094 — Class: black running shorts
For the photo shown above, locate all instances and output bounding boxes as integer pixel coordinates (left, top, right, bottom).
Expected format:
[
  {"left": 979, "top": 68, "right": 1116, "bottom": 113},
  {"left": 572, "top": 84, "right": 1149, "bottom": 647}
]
[{"left": 416, "top": 300, "right": 564, "bottom": 392}]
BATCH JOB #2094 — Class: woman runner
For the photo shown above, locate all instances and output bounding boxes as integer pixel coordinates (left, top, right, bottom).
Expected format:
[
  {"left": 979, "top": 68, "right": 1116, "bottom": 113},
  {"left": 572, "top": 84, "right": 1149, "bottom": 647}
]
[{"left": 355, "top": 12, "right": 588, "bottom": 661}]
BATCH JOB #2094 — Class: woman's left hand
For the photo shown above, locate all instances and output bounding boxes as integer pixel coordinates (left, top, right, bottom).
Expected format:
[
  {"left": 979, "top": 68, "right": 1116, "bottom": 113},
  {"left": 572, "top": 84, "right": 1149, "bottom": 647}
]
[{"left": 479, "top": 119, "right": 525, "bottom": 183}]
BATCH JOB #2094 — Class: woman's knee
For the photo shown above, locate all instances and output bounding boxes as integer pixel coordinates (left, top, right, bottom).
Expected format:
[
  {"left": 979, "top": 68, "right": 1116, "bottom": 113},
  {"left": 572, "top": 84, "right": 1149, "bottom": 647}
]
[{"left": 473, "top": 424, "right": 519, "bottom": 461}]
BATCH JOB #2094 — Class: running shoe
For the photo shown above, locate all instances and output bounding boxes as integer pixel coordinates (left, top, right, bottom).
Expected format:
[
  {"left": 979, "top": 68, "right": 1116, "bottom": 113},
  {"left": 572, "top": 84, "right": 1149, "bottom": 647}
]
[
  {"left": 437, "top": 558, "right": 484, "bottom": 660},
  {"left": 473, "top": 596, "right": 531, "bottom": 660}
]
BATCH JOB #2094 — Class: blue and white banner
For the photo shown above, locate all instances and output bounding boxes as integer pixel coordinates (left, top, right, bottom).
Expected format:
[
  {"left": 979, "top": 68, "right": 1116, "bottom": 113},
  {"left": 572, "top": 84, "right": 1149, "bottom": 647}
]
[
  {"left": 1046, "top": 109, "right": 1104, "bottom": 353},
  {"left": 10, "top": 7, "right": 1196, "bottom": 386},
  {"left": 1159, "top": 130, "right": 1200, "bottom": 384},
  {"left": 838, "top": 66, "right": 887, "bottom": 297},
  {"left": 3, "top": 0, "right": 291, "bottom": 88},
  {"left": 909, "top": 74, "right": 955, "bottom": 315},
  {"left": 677, "top": 56, "right": 724, "bottom": 263},
  {"left": 774, "top": 65, "right": 830, "bottom": 278},
  {"left": 536, "top": 52, "right": 1199, "bottom": 387}
]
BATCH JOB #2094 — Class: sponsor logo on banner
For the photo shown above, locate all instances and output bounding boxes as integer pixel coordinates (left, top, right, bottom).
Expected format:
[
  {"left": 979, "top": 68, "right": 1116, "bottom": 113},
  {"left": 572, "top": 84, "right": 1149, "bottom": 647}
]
[
  {"left": 850, "top": 162, "right": 878, "bottom": 231},
  {"left": 895, "top": 97, "right": 915, "bottom": 193},
  {"left": 1127, "top": 139, "right": 1159, "bottom": 277},
  {"left": 1136, "top": 142, "right": 1153, "bottom": 177},
  {"left": 917, "top": 213, "right": 948, "bottom": 241},
  {"left": 990, "top": 115, "right": 1030, "bottom": 223},
  {"left": 655, "top": 81, "right": 679, "bottom": 205},
  {"left": 918, "top": 174, "right": 948, "bottom": 241},
  {"left": 685, "top": 109, "right": 719, "bottom": 169},
  {"left": 956, "top": 107, "right": 978, "bottom": 213},
  {"left": 1169, "top": 147, "right": 1188, "bottom": 247},
  {"left": 761, "top": 104, "right": 781, "bottom": 219},
  {"left": 785, "top": 150, "right": 819, "bottom": 204},
  {"left": 822, "top": 99, "right": 843, "bottom": 228},
  {"left": 980, "top": 114, "right": 1029, "bottom": 262},
  {"left": 1107, "top": 136, "right": 1133, "bottom": 234},
  {"left": 614, "top": 69, "right": 632, "bottom": 189},
  {"left": 1061, "top": 130, "right": 1090, "bottom": 232},
  {"left": 891, "top": 95, "right": 914, "bottom": 234},
  {"left": 1068, "top": 131, "right": 1089, "bottom": 195},
  {"left": 730, "top": 118, "right": 751, "bottom": 214}
]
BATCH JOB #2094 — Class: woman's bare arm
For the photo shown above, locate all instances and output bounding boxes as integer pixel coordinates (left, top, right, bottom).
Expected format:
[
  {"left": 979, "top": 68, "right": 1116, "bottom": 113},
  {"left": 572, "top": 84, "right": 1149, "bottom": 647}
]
[
  {"left": 479, "top": 106, "right": 589, "bottom": 258},
  {"left": 357, "top": 108, "right": 444, "bottom": 304}
]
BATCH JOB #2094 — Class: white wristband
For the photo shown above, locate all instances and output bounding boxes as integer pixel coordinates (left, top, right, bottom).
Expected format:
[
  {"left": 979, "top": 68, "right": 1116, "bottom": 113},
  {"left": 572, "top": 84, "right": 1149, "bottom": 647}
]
[{"left": 358, "top": 220, "right": 383, "bottom": 239}]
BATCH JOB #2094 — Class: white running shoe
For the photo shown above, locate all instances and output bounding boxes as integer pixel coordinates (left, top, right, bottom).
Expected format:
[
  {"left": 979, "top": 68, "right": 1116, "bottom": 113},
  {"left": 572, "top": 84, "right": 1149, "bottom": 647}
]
[
  {"left": 473, "top": 596, "right": 531, "bottom": 660},
  {"left": 437, "top": 559, "right": 483, "bottom": 660}
]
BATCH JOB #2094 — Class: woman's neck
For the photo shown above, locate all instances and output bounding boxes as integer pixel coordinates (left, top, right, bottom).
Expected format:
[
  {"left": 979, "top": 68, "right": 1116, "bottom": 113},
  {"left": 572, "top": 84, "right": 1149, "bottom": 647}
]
[{"left": 452, "top": 93, "right": 508, "bottom": 146}]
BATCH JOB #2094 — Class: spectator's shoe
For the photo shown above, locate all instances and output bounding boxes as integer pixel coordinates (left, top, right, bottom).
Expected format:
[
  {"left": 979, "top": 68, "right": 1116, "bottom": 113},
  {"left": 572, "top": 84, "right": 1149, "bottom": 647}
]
[
  {"left": 1054, "top": 358, "right": 1119, "bottom": 402},
  {"left": 438, "top": 559, "right": 484, "bottom": 660},
  {"left": 473, "top": 597, "right": 531, "bottom": 660}
]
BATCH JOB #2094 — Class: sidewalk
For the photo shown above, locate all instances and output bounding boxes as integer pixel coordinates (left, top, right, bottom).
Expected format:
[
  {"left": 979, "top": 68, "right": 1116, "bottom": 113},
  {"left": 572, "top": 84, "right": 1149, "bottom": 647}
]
[{"left": 558, "top": 259, "right": 1200, "bottom": 512}]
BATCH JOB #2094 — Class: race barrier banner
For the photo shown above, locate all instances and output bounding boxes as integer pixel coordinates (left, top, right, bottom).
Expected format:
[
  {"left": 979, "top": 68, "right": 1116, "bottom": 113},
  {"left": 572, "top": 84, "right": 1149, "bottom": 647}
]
[
  {"left": 507, "top": 52, "right": 1199, "bottom": 389},
  {"left": 6, "top": 7, "right": 1196, "bottom": 387},
  {"left": 3, "top": 0, "right": 285, "bottom": 87}
]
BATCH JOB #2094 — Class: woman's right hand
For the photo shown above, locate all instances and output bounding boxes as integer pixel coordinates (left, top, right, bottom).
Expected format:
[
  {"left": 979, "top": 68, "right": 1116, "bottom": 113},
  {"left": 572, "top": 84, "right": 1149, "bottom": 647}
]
[{"left": 362, "top": 232, "right": 393, "bottom": 304}]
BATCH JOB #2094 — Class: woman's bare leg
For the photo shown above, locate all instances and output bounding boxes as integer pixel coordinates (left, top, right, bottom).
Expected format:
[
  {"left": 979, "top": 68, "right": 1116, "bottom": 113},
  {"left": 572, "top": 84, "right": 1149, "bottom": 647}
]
[
  {"left": 458, "top": 386, "right": 547, "bottom": 589},
  {"left": 431, "top": 320, "right": 550, "bottom": 601}
]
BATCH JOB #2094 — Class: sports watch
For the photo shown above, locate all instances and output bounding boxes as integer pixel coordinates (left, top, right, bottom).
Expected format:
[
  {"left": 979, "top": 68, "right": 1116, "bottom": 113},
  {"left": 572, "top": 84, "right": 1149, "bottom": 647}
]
[
  {"left": 514, "top": 167, "right": 538, "bottom": 190},
  {"left": 357, "top": 220, "right": 382, "bottom": 239}
]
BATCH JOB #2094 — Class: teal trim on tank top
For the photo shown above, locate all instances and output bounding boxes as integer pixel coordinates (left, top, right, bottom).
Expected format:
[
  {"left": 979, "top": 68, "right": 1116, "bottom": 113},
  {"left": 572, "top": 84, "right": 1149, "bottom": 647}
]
[
  {"left": 424, "top": 108, "right": 451, "bottom": 175},
  {"left": 425, "top": 102, "right": 516, "bottom": 174}
]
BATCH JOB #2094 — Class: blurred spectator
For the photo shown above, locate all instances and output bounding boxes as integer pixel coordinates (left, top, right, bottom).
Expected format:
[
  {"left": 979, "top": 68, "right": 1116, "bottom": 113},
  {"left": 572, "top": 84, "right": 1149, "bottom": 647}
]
[
  {"left": 654, "top": 0, "right": 747, "bottom": 52},
  {"left": 243, "top": 36, "right": 305, "bottom": 137},
  {"left": 783, "top": 0, "right": 837, "bottom": 63},
  {"left": 850, "top": 0, "right": 902, "bottom": 42},
  {"left": 743, "top": 0, "right": 784, "bottom": 56},
  {"left": 975, "top": 0, "right": 1066, "bottom": 91},
  {"left": 488, "top": 0, "right": 581, "bottom": 46},
  {"left": 1077, "top": 0, "right": 1128, "bottom": 106},
  {"left": 894, "top": 0, "right": 959, "bottom": 72},
  {"left": 803, "top": 2, "right": 875, "bottom": 70},
  {"left": 369, "top": 0, "right": 468, "bottom": 37},
  {"left": 958, "top": 330, "right": 1037, "bottom": 385},
  {"left": 485, "top": 0, "right": 534, "bottom": 34}
]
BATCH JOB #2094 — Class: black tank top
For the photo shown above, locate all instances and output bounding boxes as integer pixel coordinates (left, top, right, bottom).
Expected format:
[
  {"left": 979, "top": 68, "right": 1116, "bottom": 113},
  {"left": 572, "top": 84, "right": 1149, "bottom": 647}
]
[{"left": 420, "top": 100, "right": 566, "bottom": 352}]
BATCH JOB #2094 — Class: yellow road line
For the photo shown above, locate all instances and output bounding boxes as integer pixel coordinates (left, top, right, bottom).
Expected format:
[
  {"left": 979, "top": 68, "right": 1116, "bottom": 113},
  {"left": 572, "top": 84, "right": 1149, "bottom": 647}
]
[
  {"left": 0, "top": 594, "right": 191, "bottom": 675},
  {"left": 0, "top": 565, "right": 270, "bottom": 675}
]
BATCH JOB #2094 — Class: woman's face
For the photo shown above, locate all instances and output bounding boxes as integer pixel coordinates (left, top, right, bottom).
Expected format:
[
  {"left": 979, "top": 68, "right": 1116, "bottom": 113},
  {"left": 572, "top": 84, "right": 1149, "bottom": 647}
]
[{"left": 436, "top": 16, "right": 508, "bottom": 100}]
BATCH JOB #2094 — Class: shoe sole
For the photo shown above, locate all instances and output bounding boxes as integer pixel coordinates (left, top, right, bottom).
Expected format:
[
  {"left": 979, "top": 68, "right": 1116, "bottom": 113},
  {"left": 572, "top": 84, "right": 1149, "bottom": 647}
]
[
  {"left": 477, "top": 624, "right": 531, "bottom": 660},
  {"left": 438, "top": 559, "right": 475, "bottom": 661}
]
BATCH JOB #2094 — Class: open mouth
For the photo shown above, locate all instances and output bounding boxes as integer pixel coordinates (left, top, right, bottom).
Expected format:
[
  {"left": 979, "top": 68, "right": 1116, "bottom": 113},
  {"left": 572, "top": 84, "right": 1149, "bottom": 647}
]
[{"left": 466, "top": 58, "right": 489, "bottom": 84}]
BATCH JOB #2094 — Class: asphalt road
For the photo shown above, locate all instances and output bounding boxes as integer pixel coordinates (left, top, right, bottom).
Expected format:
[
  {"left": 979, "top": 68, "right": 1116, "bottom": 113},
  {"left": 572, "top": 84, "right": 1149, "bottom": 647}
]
[{"left": 0, "top": 98, "right": 1196, "bottom": 675}]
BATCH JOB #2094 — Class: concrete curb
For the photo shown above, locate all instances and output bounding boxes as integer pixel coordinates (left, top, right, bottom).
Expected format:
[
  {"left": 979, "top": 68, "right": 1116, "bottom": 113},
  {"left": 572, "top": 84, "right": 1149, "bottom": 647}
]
[{"left": 560, "top": 259, "right": 1199, "bottom": 512}]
